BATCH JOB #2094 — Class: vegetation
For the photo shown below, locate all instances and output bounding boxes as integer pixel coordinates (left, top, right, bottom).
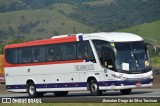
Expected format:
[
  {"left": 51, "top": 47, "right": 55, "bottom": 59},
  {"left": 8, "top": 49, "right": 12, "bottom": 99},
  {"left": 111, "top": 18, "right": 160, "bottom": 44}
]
[
  {"left": 117, "top": 20, "right": 160, "bottom": 44},
  {"left": 22, "top": 0, "right": 97, "bottom": 9},
  {"left": 83, "top": 0, "right": 115, "bottom": 6},
  {"left": 0, "top": 36, "right": 27, "bottom": 54},
  {"left": 70, "top": 0, "right": 160, "bottom": 31},
  {"left": 0, "top": 6, "right": 94, "bottom": 40},
  {"left": 0, "top": 0, "right": 97, "bottom": 12}
]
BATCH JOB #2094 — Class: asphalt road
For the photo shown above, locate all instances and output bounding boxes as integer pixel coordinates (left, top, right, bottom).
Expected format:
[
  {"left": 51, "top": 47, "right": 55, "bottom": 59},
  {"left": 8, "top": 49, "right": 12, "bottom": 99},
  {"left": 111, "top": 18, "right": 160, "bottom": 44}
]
[{"left": 0, "top": 89, "right": 160, "bottom": 103}]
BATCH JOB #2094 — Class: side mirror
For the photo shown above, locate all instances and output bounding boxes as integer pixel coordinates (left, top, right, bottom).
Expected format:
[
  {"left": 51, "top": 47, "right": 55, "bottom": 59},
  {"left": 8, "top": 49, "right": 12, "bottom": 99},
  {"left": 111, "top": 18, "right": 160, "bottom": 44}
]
[
  {"left": 101, "top": 45, "right": 117, "bottom": 59},
  {"left": 145, "top": 43, "right": 157, "bottom": 55}
]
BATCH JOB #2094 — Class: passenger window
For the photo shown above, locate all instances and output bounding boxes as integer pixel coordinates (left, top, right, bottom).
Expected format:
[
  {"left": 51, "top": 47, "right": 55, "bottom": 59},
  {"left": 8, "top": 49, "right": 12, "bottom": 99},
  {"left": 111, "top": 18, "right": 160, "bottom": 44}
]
[
  {"left": 92, "top": 40, "right": 110, "bottom": 63},
  {"left": 65, "top": 43, "right": 76, "bottom": 60},
  {"left": 32, "top": 46, "right": 46, "bottom": 62},
  {"left": 77, "top": 41, "right": 95, "bottom": 61},
  {"left": 19, "top": 48, "right": 32, "bottom": 63},
  {"left": 5, "top": 49, "right": 18, "bottom": 64},
  {"left": 47, "top": 45, "right": 61, "bottom": 61}
]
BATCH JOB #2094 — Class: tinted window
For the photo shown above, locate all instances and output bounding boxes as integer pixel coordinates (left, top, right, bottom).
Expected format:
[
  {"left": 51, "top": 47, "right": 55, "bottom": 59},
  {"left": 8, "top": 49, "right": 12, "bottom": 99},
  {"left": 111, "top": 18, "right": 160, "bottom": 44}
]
[
  {"left": 5, "top": 49, "right": 18, "bottom": 64},
  {"left": 131, "top": 41, "right": 145, "bottom": 50},
  {"left": 19, "top": 47, "right": 32, "bottom": 63},
  {"left": 32, "top": 46, "right": 46, "bottom": 62},
  {"left": 65, "top": 43, "right": 76, "bottom": 60},
  {"left": 47, "top": 44, "right": 62, "bottom": 61},
  {"left": 47, "top": 43, "right": 76, "bottom": 61},
  {"left": 77, "top": 41, "right": 95, "bottom": 61},
  {"left": 115, "top": 42, "right": 131, "bottom": 51},
  {"left": 5, "top": 41, "right": 95, "bottom": 64},
  {"left": 92, "top": 40, "right": 109, "bottom": 60}
]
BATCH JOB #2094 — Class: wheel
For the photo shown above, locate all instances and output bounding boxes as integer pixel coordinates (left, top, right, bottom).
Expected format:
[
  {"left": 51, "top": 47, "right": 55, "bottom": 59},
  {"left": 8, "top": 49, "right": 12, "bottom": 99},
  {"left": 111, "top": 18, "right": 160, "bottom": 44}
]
[
  {"left": 27, "top": 82, "right": 44, "bottom": 97},
  {"left": 27, "top": 82, "right": 38, "bottom": 98},
  {"left": 120, "top": 89, "right": 132, "bottom": 95},
  {"left": 54, "top": 91, "right": 68, "bottom": 97},
  {"left": 27, "top": 82, "right": 37, "bottom": 97},
  {"left": 89, "top": 79, "right": 102, "bottom": 96}
]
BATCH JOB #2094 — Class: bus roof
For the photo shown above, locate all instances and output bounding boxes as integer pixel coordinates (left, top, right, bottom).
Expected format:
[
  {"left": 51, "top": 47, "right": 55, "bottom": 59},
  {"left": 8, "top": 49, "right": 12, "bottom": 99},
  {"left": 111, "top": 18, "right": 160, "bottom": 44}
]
[
  {"left": 5, "top": 32, "right": 143, "bottom": 49},
  {"left": 5, "top": 35, "right": 77, "bottom": 49},
  {"left": 84, "top": 32, "right": 143, "bottom": 42}
]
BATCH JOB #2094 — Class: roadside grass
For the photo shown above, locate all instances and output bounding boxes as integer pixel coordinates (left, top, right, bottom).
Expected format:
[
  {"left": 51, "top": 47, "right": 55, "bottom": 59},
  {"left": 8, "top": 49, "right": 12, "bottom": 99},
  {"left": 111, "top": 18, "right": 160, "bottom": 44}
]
[
  {"left": 152, "top": 56, "right": 160, "bottom": 67},
  {"left": 0, "top": 103, "right": 160, "bottom": 106}
]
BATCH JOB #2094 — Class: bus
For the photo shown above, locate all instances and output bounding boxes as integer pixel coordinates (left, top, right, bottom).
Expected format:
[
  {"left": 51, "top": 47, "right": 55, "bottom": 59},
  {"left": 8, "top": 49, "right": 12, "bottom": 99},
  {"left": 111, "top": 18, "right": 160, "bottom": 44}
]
[{"left": 4, "top": 32, "right": 156, "bottom": 97}]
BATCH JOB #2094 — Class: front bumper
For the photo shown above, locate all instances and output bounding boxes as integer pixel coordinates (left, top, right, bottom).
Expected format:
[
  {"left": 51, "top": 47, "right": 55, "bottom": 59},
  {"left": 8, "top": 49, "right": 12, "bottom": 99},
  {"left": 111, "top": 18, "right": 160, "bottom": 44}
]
[{"left": 98, "top": 78, "right": 153, "bottom": 90}]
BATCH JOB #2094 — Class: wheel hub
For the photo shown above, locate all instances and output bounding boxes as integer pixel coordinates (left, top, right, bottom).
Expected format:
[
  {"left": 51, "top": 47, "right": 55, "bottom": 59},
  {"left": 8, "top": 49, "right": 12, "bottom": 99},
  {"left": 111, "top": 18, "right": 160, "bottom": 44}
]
[
  {"left": 29, "top": 85, "right": 35, "bottom": 95},
  {"left": 91, "top": 83, "right": 98, "bottom": 92}
]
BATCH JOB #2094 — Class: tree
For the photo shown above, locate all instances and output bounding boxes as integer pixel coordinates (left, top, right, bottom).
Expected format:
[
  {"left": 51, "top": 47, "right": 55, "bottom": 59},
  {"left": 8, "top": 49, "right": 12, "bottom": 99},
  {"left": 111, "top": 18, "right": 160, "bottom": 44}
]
[{"left": 53, "top": 30, "right": 59, "bottom": 36}]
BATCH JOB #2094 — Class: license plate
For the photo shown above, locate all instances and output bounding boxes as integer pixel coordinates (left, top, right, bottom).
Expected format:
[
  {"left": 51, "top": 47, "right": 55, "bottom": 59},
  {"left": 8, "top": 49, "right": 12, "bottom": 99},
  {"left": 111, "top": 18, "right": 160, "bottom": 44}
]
[{"left": 135, "top": 82, "right": 142, "bottom": 86}]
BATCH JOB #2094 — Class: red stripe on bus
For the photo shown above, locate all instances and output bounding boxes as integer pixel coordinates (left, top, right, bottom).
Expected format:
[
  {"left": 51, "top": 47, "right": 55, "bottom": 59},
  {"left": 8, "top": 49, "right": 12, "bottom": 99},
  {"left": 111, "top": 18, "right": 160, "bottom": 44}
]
[
  {"left": 5, "top": 36, "right": 77, "bottom": 49},
  {"left": 4, "top": 60, "right": 84, "bottom": 68}
]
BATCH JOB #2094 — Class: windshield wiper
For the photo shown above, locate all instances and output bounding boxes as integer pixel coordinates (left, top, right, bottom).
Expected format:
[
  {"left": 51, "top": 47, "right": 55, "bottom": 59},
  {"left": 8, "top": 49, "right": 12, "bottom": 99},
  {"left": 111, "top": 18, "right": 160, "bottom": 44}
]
[
  {"left": 132, "top": 51, "right": 146, "bottom": 72},
  {"left": 131, "top": 51, "right": 140, "bottom": 70}
]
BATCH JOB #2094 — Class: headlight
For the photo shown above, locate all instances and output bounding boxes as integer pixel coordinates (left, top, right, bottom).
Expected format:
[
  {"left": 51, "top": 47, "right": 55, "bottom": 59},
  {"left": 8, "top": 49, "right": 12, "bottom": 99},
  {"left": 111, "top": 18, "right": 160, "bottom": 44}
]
[
  {"left": 111, "top": 74, "right": 127, "bottom": 80},
  {"left": 119, "top": 76, "right": 128, "bottom": 80}
]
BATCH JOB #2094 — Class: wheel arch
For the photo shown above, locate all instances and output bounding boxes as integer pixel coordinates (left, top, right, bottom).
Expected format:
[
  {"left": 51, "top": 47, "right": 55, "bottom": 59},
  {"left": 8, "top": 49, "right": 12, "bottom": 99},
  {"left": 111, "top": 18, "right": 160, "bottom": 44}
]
[
  {"left": 26, "top": 79, "right": 35, "bottom": 87},
  {"left": 87, "top": 76, "right": 98, "bottom": 90}
]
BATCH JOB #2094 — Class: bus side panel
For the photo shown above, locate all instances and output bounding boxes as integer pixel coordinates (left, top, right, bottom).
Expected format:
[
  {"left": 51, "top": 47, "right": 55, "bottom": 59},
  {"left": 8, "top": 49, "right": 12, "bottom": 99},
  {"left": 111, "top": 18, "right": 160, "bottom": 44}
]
[{"left": 5, "top": 62, "right": 109, "bottom": 93}]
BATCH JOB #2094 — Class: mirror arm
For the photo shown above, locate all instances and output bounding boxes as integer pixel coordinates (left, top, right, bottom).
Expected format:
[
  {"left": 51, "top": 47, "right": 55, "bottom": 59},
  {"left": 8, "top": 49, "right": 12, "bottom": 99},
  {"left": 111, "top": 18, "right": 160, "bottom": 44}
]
[
  {"left": 145, "top": 43, "right": 157, "bottom": 55},
  {"left": 113, "top": 48, "right": 117, "bottom": 58}
]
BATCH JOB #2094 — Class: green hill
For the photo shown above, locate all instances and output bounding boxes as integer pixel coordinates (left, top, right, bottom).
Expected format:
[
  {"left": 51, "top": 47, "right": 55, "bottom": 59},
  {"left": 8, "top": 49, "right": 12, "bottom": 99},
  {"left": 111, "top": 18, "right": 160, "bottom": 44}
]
[
  {"left": 70, "top": 0, "right": 160, "bottom": 31},
  {"left": 83, "top": 0, "right": 115, "bottom": 6},
  {"left": 117, "top": 20, "right": 160, "bottom": 44},
  {"left": 0, "top": 4, "right": 95, "bottom": 40}
]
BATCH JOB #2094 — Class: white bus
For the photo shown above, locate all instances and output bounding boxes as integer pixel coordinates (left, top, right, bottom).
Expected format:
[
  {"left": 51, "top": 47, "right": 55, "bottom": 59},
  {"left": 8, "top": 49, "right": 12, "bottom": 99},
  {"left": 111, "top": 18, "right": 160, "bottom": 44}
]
[{"left": 4, "top": 32, "right": 156, "bottom": 97}]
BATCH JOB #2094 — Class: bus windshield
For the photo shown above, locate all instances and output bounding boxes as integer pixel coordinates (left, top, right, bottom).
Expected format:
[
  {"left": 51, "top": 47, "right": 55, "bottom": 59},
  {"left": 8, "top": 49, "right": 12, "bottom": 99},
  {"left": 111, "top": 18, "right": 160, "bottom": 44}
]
[
  {"left": 93, "top": 40, "right": 152, "bottom": 74},
  {"left": 114, "top": 41, "right": 151, "bottom": 74}
]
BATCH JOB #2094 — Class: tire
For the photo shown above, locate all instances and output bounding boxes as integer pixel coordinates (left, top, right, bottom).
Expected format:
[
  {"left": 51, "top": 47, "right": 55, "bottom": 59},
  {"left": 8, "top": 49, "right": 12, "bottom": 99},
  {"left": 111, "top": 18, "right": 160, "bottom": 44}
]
[
  {"left": 120, "top": 89, "right": 132, "bottom": 95},
  {"left": 89, "top": 79, "right": 102, "bottom": 96},
  {"left": 54, "top": 91, "right": 68, "bottom": 97},
  {"left": 27, "top": 82, "right": 38, "bottom": 98}
]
